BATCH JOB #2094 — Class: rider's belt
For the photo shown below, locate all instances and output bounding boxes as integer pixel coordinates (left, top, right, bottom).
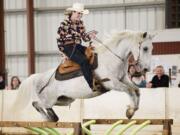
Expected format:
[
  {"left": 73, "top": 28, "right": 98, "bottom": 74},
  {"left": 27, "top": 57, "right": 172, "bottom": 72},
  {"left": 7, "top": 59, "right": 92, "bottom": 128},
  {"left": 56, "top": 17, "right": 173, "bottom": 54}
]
[{"left": 64, "top": 41, "right": 75, "bottom": 46}]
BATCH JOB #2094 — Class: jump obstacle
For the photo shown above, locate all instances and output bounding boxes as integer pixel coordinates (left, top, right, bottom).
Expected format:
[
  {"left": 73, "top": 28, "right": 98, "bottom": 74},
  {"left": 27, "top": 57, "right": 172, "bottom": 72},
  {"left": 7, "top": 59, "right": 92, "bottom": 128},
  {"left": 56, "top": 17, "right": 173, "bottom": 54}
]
[
  {"left": 82, "top": 119, "right": 173, "bottom": 135},
  {"left": 0, "top": 119, "right": 173, "bottom": 135}
]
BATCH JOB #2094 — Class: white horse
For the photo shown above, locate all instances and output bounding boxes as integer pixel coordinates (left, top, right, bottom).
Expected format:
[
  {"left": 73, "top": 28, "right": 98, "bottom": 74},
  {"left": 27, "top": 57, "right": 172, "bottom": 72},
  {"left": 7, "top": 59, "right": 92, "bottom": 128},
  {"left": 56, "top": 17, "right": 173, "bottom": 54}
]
[{"left": 12, "top": 30, "right": 154, "bottom": 122}]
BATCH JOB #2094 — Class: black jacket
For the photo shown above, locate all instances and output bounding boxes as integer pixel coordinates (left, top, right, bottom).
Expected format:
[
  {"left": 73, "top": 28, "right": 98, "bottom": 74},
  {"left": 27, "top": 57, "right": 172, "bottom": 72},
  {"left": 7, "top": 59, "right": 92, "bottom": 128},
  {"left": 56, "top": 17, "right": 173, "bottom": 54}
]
[
  {"left": 151, "top": 74, "right": 169, "bottom": 88},
  {"left": 0, "top": 80, "right": 5, "bottom": 89}
]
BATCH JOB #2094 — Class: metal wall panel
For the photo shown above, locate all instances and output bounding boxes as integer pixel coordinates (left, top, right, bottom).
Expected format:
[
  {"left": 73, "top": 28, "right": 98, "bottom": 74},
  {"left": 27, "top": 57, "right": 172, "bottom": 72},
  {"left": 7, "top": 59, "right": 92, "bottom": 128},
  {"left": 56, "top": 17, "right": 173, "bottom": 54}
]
[
  {"left": 5, "top": 14, "right": 27, "bottom": 53},
  {"left": 139, "top": 8, "right": 147, "bottom": 30},
  {"left": 126, "top": 8, "right": 140, "bottom": 30},
  {"left": 35, "top": 13, "right": 64, "bottom": 51},
  {"left": 5, "top": 0, "right": 26, "bottom": 9},
  {"left": 6, "top": 57, "right": 28, "bottom": 80},
  {"left": 34, "top": 0, "right": 124, "bottom": 7},
  {"left": 126, "top": 0, "right": 163, "bottom": 2},
  {"left": 156, "top": 7, "right": 165, "bottom": 29},
  {"left": 36, "top": 56, "right": 59, "bottom": 72},
  {"left": 126, "top": 7, "right": 164, "bottom": 31},
  {"left": 4, "top": 0, "right": 165, "bottom": 9},
  {"left": 147, "top": 8, "right": 156, "bottom": 30}
]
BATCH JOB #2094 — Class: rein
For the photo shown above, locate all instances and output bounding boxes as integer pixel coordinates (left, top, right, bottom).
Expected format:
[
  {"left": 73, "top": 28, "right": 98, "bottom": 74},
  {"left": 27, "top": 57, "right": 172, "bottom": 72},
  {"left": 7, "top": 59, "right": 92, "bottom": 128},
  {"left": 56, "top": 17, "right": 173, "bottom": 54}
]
[{"left": 94, "top": 37, "right": 125, "bottom": 62}]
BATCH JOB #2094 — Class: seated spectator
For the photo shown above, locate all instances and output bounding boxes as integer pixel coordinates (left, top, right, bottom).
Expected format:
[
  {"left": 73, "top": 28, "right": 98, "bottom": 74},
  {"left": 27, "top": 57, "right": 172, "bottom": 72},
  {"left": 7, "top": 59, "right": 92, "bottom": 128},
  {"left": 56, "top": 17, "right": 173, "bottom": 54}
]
[
  {"left": 0, "top": 74, "right": 5, "bottom": 90},
  {"left": 128, "top": 64, "right": 136, "bottom": 79},
  {"left": 128, "top": 64, "right": 147, "bottom": 88},
  {"left": 146, "top": 65, "right": 169, "bottom": 88},
  {"left": 131, "top": 72, "right": 147, "bottom": 88},
  {"left": 10, "top": 76, "right": 21, "bottom": 90}
]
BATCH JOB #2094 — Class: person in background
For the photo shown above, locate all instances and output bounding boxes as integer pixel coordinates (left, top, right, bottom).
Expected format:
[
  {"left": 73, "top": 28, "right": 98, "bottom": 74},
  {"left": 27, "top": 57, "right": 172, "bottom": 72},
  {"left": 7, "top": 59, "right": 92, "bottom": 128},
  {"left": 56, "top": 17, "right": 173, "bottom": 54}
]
[
  {"left": 10, "top": 76, "right": 21, "bottom": 90},
  {"left": 131, "top": 72, "right": 147, "bottom": 88},
  {"left": 0, "top": 74, "right": 6, "bottom": 90},
  {"left": 128, "top": 64, "right": 147, "bottom": 88},
  {"left": 146, "top": 65, "right": 169, "bottom": 88},
  {"left": 128, "top": 64, "right": 136, "bottom": 79}
]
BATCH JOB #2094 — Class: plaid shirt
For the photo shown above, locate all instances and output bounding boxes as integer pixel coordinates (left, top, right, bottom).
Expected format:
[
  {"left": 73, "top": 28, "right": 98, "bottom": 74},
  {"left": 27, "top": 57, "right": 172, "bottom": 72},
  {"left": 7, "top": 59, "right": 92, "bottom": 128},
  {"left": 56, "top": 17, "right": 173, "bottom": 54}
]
[{"left": 57, "top": 19, "right": 91, "bottom": 47}]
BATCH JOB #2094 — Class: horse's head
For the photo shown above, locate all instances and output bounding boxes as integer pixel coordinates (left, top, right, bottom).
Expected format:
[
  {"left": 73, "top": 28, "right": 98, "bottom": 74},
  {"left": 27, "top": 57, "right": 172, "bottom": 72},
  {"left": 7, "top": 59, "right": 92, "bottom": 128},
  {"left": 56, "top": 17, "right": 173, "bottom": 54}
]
[
  {"left": 130, "top": 32, "right": 154, "bottom": 72},
  {"left": 101, "top": 30, "right": 154, "bottom": 73}
]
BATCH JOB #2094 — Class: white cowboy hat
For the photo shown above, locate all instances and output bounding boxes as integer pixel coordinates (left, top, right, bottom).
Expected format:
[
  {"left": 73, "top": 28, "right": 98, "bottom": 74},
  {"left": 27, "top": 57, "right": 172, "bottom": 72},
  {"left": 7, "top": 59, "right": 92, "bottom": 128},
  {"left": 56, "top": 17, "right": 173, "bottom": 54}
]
[{"left": 66, "top": 3, "right": 89, "bottom": 15}]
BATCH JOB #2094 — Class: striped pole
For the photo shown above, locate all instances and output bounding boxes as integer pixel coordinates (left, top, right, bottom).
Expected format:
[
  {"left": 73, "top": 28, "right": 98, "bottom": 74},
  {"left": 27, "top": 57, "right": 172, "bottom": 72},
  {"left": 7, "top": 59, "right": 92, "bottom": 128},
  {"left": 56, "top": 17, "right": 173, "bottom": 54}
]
[
  {"left": 116, "top": 120, "right": 137, "bottom": 135},
  {"left": 129, "top": 120, "right": 151, "bottom": 135},
  {"left": 105, "top": 120, "right": 123, "bottom": 135}
]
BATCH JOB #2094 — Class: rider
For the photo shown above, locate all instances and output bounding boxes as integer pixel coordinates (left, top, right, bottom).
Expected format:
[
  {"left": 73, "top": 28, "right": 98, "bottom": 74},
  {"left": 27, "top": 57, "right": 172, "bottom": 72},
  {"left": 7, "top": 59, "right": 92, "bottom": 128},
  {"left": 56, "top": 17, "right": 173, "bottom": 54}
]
[{"left": 57, "top": 3, "right": 98, "bottom": 91}]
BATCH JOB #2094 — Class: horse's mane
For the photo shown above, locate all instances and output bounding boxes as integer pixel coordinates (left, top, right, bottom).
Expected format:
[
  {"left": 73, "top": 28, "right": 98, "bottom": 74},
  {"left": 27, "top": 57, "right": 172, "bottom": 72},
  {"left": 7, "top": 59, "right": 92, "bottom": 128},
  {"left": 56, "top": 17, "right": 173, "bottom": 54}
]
[
  {"left": 96, "top": 30, "right": 143, "bottom": 53},
  {"left": 104, "top": 30, "right": 143, "bottom": 45}
]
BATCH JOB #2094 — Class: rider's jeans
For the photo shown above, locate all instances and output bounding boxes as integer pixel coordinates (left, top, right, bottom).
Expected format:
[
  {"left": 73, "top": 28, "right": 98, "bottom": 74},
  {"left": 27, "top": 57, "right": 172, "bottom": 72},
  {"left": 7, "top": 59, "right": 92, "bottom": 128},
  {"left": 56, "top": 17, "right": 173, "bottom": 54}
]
[{"left": 61, "top": 44, "right": 93, "bottom": 88}]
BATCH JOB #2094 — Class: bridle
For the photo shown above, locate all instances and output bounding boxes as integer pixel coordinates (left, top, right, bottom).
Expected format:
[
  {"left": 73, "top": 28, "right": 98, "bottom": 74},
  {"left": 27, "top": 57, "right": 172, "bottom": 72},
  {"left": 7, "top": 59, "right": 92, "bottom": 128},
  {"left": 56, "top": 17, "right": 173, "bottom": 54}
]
[{"left": 133, "top": 41, "right": 143, "bottom": 66}]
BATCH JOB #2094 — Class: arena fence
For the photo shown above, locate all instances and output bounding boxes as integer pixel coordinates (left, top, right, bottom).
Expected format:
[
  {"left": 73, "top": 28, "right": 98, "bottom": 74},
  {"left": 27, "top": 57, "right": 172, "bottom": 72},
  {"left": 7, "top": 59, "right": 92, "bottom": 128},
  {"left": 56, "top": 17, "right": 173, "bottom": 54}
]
[{"left": 82, "top": 119, "right": 173, "bottom": 135}]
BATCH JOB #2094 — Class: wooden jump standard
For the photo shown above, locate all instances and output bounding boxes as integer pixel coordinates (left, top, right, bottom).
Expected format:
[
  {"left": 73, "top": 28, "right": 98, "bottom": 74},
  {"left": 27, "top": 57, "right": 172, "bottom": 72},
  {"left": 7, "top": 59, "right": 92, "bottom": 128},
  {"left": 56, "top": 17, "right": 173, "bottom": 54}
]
[
  {"left": 83, "top": 119, "right": 173, "bottom": 135},
  {"left": 0, "top": 121, "right": 81, "bottom": 135}
]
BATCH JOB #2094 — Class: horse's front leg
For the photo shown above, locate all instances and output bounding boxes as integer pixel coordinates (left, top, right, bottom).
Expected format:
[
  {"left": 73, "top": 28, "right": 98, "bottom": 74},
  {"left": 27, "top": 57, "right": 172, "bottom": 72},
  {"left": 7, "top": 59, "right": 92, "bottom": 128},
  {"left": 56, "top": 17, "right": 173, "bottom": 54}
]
[
  {"left": 121, "top": 76, "right": 139, "bottom": 90},
  {"left": 121, "top": 76, "right": 140, "bottom": 117},
  {"left": 111, "top": 79, "right": 139, "bottom": 119}
]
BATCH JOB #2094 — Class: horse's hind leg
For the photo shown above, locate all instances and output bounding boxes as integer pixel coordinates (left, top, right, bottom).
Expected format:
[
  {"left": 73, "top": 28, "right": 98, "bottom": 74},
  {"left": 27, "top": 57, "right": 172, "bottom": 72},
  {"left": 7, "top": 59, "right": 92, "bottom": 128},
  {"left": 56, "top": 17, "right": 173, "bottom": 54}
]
[
  {"left": 32, "top": 101, "right": 59, "bottom": 122},
  {"left": 32, "top": 101, "right": 49, "bottom": 120},
  {"left": 46, "top": 108, "right": 59, "bottom": 122}
]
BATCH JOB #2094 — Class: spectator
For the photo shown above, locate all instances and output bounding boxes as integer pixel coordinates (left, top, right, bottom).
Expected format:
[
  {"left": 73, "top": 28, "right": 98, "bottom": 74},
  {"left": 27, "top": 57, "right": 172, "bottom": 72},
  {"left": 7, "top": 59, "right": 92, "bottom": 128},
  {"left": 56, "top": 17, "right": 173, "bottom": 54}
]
[
  {"left": 131, "top": 72, "right": 147, "bottom": 88},
  {"left": 10, "top": 76, "right": 21, "bottom": 90},
  {"left": 0, "top": 74, "right": 5, "bottom": 90},
  {"left": 146, "top": 65, "right": 169, "bottom": 88},
  {"left": 128, "top": 64, "right": 136, "bottom": 79}
]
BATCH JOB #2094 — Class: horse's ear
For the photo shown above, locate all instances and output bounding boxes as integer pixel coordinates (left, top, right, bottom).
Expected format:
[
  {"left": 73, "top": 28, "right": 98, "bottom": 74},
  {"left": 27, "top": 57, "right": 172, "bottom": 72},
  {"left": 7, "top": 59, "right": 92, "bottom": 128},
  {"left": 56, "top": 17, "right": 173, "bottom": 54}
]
[
  {"left": 143, "top": 32, "right": 147, "bottom": 38},
  {"left": 149, "top": 32, "right": 157, "bottom": 39}
]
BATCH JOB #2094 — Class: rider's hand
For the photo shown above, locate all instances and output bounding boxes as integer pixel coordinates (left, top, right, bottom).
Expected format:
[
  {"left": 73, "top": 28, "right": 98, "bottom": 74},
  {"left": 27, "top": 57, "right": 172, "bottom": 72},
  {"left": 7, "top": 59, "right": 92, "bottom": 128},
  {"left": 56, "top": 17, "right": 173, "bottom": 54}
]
[{"left": 88, "top": 31, "right": 98, "bottom": 39}]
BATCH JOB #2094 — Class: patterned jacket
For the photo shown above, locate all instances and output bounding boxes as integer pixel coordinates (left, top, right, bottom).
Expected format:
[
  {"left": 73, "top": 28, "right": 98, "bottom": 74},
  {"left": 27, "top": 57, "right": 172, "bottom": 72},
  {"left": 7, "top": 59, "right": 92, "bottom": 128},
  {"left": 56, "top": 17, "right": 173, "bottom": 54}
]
[{"left": 57, "top": 19, "right": 91, "bottom": 47}]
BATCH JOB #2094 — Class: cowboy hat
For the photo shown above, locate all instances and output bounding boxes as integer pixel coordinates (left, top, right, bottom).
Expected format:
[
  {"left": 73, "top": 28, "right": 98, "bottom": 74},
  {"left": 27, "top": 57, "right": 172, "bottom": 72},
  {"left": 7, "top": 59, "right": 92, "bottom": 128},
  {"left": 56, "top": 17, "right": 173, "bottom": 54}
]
[{"left": 66, "top": 3, "right": 89, "bottom": 15}]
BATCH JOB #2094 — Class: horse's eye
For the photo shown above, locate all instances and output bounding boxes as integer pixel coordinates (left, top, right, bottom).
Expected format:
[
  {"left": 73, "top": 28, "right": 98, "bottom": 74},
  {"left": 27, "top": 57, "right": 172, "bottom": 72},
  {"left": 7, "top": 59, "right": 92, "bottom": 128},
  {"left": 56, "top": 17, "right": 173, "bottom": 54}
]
[{"left": 143, "top": 47, "right": 148, "bottom": 52}]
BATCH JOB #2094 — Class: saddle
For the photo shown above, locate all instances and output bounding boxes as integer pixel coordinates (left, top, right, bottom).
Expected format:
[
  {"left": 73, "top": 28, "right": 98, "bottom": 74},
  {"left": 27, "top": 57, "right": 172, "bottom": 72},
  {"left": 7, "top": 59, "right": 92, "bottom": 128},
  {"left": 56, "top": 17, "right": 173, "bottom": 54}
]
[{"left": 58, "top": 46, "right": 97, "bottom": 74}]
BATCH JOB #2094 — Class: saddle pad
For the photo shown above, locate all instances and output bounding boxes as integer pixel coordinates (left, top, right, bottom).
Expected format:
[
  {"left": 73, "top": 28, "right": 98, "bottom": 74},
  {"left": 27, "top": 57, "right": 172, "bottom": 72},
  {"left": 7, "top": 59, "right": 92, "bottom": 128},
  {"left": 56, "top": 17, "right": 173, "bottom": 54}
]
[
  {"left": 55, "top": 68, "right": 83, "bottom": 81},
  {"left": 55, "top": 53, "right": 98, "bottom": 81}
]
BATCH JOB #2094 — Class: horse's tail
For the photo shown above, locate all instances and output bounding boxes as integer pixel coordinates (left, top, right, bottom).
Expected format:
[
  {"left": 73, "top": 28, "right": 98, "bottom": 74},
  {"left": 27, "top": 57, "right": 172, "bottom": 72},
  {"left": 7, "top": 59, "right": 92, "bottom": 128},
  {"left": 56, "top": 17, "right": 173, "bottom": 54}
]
[{"left": 11, "top": 74, "right": 38, "bottom": 113}]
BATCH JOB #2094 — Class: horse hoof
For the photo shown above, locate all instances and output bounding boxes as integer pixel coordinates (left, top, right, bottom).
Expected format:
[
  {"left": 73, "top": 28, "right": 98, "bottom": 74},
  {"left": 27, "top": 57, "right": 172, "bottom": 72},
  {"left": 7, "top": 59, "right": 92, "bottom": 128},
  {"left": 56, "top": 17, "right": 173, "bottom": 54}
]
[
  {"left": 54, "top": 117, "right": 59, "bottom": 122},
  {"left": 49, "top": 116, "right": 59, "bottom": 122},
  {"left": 126, "top": 108, "right": 135, "bottom": 119},
  {"left": 47, "top": 108, "right": 59, "bottom": 122}
]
